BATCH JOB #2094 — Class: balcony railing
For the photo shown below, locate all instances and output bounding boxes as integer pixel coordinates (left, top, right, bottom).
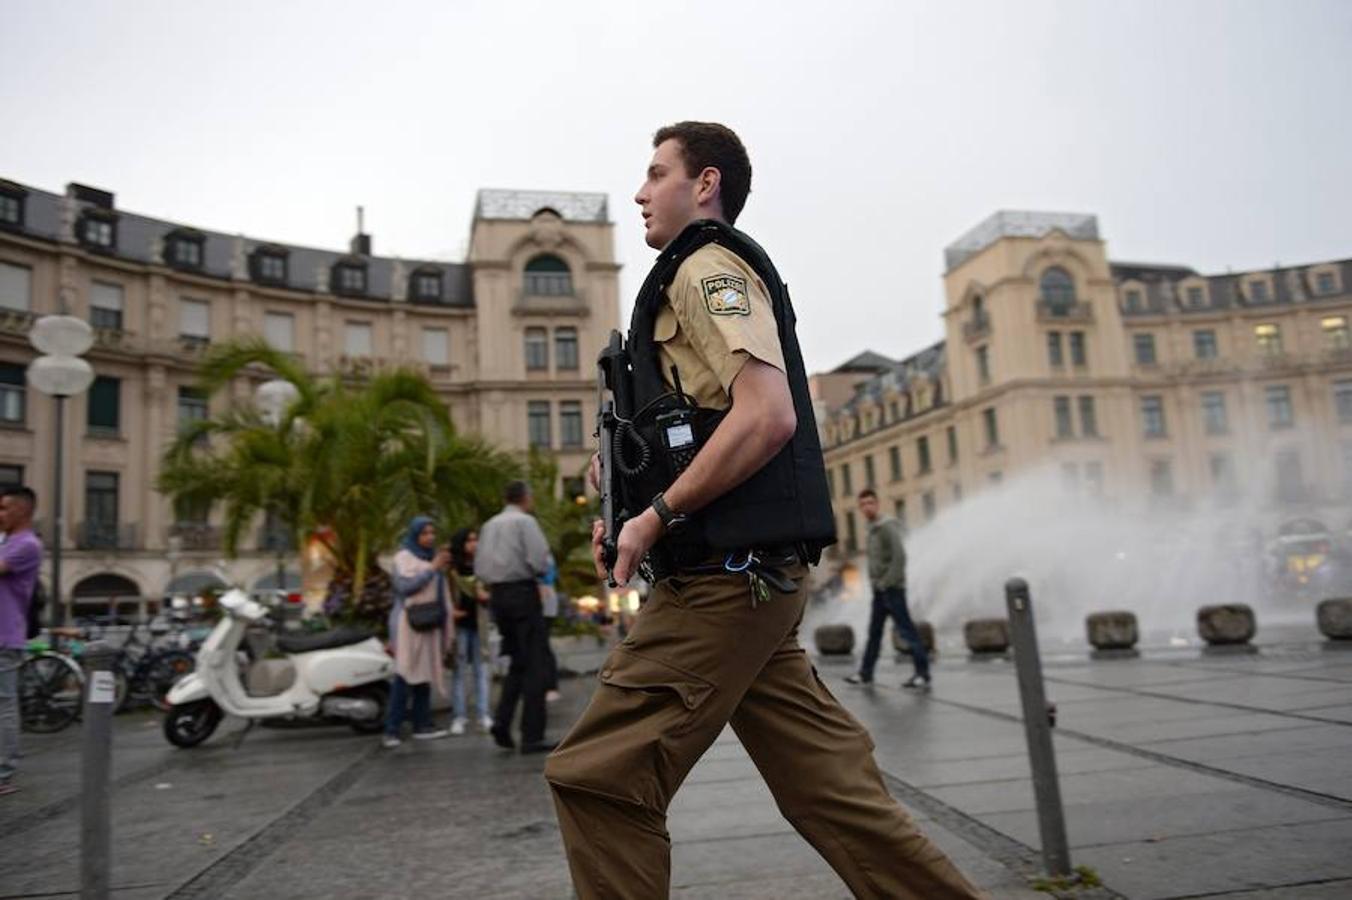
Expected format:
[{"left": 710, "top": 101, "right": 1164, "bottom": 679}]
[
  {"left": 168, "top": 522, "right": 221, "bottom": 552},
  {"left": 523, "top": 273, "right": 574, "bottom": 297},
  {"left": 1036, "top": 300, "right": 1094, "bottom": 322},
  {"left": 1257, "top": 351, "right": 1302, "bottom": 373},
  {"left": 1323, "top": 345, "right": 1352, "bottom": 366},
  {"left": 93, "top": 328, "right": 141, "bottom": 352},
  {"left": 0, "top": 309, "right": 36, "bottom": 336},
  {"left": 76, "top": 521, "right": 139, "bottom": 551},
  {"left": 962, "top": 314, "right": 991, "bottom": 342}
]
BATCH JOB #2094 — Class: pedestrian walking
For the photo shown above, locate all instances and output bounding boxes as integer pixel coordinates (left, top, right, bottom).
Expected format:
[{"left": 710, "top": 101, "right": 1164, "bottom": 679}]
[
  {"left": 383, "top": 516, "right": 454, "bottom": 748},
  {"left": 474, "top": 481, "right": 554, "bottom": 754},
  {"left": 447, "top": 527, "right": 493, "bottom": 735},
  {"left": 540, "top": 556, "right": 561, "bottom": 703},
  {"left": 0, "top": 486, "right": 43, "bottom": 796},
  {"left": 846, "top": 488, "right": 932, "bottom": 690},
  {"left": 545, "top": 122, "right": 982, "bottom": 899}
]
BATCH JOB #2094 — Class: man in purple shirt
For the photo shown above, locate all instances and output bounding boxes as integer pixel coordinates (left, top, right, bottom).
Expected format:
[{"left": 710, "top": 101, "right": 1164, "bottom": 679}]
[{"left": 0, "top": 486, "right": 43, "bottom": 794}]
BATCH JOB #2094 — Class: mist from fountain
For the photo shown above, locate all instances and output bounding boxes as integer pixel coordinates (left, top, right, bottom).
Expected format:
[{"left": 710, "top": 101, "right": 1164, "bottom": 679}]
[{"left": 804, "top": 464, "right": 1341, "bottom": 653}]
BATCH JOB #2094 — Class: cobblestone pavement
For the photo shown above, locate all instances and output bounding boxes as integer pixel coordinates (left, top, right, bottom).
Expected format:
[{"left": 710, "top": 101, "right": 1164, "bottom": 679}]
[{"left": 2, "top": 632, "right": 1349, "bottom": 899}]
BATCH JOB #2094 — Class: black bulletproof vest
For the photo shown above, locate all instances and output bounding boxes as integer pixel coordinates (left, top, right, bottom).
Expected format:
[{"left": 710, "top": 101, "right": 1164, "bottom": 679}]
[{"left": 626, "top": 219, "right": 836, "bottom": 559}]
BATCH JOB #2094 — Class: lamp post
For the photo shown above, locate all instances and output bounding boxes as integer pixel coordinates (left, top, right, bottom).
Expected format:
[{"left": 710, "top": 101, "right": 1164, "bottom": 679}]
[
  {"left": 256, "top": 379, "right": 300, "bottom": 599},
  {"left": 27, "top": 315, "right": 96, "bottom": 628}
]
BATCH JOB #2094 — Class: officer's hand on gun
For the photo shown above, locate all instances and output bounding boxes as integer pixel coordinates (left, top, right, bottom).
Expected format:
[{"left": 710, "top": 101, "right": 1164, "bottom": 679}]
[{"left": 591, "top": 509, "right": 662, "bottom": 587}]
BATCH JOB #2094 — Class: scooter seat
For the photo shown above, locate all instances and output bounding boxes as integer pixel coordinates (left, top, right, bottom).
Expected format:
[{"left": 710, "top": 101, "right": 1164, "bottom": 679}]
[{"left": 276, "top": 626, "right": 374, "bottom": 654}]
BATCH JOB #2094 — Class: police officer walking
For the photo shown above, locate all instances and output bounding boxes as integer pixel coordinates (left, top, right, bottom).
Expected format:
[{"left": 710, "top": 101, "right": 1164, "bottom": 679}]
[{"left": 544, "top": 123, "right": 982, "bottom": 899}]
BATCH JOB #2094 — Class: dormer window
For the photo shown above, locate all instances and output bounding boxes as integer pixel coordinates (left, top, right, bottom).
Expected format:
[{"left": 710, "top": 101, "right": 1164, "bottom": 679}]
[
  {"left": 332, "top": 262, "right": 367, "bottom": 296},
  {"left": 1124, "top": 288, "right": 1143, "bottom": 312},
  {"left": 411, "top": 270, "right": 443, "bottom": 303},
  {"left": 0, "top": 185, "right": 24, "bottom": 228},
  {"left": 166, "top": 230, "right": 205, "bottom": 270},
  {"left": 251, "top": 248, "right": 289, "bottom": 285},
  {"left": 1315, "top": 270, "right": 1339, "bottom": 296},
  {"left": 79, "top": 213, "right": 117, "bottom": 251},
  {"left": 1185, "top": 285, "right": 1205, "bottom": 308},
  {"left": 1248, "top": 280, "right": 1269, "bottom": 303}
]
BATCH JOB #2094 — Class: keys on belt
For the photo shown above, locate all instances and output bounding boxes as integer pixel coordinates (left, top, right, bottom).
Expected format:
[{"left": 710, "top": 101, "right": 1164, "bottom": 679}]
[{"left": 644, "top": 545, "right": 801, "bottom": 607}]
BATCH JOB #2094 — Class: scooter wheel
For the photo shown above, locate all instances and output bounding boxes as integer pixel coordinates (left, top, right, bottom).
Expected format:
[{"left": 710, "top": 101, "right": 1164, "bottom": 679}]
[
  {"left": 163, "top": 699, "right": 222, "bottom": 748},
  {"left": 347, "top": 683, "right": 390, "bottom": 735}
]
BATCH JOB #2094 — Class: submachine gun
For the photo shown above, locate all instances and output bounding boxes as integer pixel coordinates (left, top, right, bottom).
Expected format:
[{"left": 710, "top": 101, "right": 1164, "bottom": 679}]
[{"left": 596, "top": 330, "right": 638, "bottom": 587}]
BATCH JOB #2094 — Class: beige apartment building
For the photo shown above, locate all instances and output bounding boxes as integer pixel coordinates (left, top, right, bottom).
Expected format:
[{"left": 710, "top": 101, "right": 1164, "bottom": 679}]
[
  {"left": 818, "top": 211, "right": 1352, "bottom": 555},
  {"left": 0, "top": 180, "right": 618, "bottom": 616}
]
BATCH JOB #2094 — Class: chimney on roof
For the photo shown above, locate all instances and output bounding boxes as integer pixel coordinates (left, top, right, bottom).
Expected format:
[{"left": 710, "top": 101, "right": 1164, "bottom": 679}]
[
  {"left": 66, "top": 183, "right": 114, "bottom": 209},
  {"left": 350, "top": 205, "right": 371, "bottom": 256}
]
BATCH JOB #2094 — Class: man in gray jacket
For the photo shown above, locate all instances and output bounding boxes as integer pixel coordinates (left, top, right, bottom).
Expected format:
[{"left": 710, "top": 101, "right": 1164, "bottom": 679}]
[
  {"left": 846, "top": 488, "right": 932, "bottom": 689},
  {"left": 475, "top": 480, "right": 556, "bottom": 753}
]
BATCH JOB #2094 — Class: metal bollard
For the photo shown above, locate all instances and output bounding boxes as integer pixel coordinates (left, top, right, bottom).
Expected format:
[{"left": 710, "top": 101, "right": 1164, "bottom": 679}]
[
  {"left": 1005, "top": 578, "right": 1072, "bottom": 878},
  {"left": 81, "top": 641, "right": 117, "bottom": 900}
]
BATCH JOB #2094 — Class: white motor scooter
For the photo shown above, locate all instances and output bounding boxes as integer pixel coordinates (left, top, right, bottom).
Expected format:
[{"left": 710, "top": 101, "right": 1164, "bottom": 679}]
[{"left": 162, "top": 588, "right": 394, "bottom": 747}]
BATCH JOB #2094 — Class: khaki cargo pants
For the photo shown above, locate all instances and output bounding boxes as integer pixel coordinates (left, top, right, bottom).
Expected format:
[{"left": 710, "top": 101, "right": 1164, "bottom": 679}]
[{"left": 544, "top": 565, "right": 984, "bottom": 900}]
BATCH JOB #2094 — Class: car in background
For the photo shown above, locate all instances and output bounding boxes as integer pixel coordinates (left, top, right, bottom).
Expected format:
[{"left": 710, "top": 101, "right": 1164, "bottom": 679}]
[{"left": 1268, "top": 518, "right": 1352, "bottom": 604}]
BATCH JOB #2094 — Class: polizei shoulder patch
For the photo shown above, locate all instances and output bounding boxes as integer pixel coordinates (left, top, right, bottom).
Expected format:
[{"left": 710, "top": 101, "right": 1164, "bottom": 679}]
[{"left": 701, "top": 273, "right": 751, "bottom": 316}]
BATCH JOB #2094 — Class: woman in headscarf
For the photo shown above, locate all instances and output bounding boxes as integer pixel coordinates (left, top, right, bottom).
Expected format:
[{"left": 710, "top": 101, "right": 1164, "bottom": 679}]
[
  {"left": 448, "top": 527, "right": 493, "bottom": 734},
  {"left": 383, "top": 515, "right": 454, "bottom": 747}
]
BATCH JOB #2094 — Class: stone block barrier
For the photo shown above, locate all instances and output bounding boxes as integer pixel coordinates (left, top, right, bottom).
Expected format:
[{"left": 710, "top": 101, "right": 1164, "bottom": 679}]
[
  {"left": 1197, "top": 603, "right": 1256, "bottom": 646},
  {"left": 1316, "top": 598, "right": 1352, "bottom": 640},
  {"left": 814, "top": 624, "right": 855, "bottom": 656},
  {"left": 891, "top": 620, "right": 936, "bottom": 658},
  {"left": 1086, "top": 610, "right": 1139, "bottom": 651},
  {"left": 964, "top": 618, "right": 1010, "bottom": 655}
]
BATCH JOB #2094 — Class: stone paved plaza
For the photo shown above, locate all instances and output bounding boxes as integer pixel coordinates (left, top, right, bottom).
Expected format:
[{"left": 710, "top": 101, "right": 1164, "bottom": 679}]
[{"left": 2, "top": 629, "right": 1350, "bottom": 899}]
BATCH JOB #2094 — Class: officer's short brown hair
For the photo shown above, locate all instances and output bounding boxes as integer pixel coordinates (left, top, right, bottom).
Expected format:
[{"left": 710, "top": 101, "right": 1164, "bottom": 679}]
[
  {"left": 857, "top": 488, "right": 878, "bottom": 501},
  {"left": 653, "top": 122, "right": 752, "bottom": 225}
]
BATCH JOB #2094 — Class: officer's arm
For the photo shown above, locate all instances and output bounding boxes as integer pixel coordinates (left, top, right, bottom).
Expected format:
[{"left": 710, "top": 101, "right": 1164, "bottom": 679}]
[
  {"left": 665, "top": 359, "right": 795, "bottom": 514},
  {"left": 611, "top": 358, "right": 794, "bottom": 583}
]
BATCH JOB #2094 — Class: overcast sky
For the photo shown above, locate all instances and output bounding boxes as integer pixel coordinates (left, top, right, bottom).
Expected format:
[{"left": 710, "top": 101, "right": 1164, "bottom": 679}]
[{"left": 5, "top": 0, "right": 1350, "bottom": 372}]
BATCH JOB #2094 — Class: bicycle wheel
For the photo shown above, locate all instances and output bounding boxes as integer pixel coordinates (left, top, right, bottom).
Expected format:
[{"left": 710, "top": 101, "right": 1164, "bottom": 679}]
[
  {"left": 20, "top": 653, "right": 85, "bottom": 733},
  {"left": 146, "top": 650, "right": 196, "bottom": 712}
]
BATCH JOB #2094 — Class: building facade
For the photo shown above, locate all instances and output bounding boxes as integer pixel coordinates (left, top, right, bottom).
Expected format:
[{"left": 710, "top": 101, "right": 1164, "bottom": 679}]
[
  {"left": 0, "top": 180, "right": 618, "bottom": 616},
  {"left": 819, "top": 211, "right": 1352, "bottom": 555}
]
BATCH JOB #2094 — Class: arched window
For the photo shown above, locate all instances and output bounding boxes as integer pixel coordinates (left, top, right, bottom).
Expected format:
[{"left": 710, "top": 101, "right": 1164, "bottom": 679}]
[
  {"left": 73, "top": 572, "right": 142, "bottom": 622},
  {"left": 524, "top": 254, "right": 573, "bottom": 296},
  {"left": 1040, "top": 267, "right": 1076, "bottom": 314}
]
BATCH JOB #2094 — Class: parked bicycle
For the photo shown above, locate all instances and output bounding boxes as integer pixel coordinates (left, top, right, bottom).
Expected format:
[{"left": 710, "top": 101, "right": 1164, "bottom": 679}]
[
  {"left": 109, "top": 620, "right": 196, "bottom": 713},
  {"left": 19, "top": 627, "right": 86, "bottom": 734}
]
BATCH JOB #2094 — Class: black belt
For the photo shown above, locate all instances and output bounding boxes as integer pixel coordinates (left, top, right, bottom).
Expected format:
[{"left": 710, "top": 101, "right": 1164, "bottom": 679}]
[
  {"left": 489, "top": 579, "right": 537, "bottom": 591},
  {"left": 644, "top": 542, "right": 806, "bottom": 594}
]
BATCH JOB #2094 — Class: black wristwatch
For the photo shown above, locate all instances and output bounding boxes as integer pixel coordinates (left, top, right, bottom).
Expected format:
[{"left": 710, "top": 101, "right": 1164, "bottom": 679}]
[{"left": 651, "top": 492, "right": 689, "bottom": 534}]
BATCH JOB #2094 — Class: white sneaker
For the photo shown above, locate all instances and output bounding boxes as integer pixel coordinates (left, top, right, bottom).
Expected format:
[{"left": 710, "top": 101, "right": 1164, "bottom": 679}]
[
  {"left": 450, "top": 718, "right": 467, "bottom": 736},
  {"left": 479, "top": 715, "right": 494, "bottom": 732},
  {"left": 412, "top": 727, "right": 451, "bottom": 741},
  {"left": 545, "top": 690, "right": 562, "bottom": 703},
  {"left": 381, "top": 735, "right": 402, "bottom": 749}
]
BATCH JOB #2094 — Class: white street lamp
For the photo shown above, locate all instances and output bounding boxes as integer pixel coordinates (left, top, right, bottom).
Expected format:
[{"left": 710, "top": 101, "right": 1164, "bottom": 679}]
[
  {"left": 255, "top": 379, "right": 300, "bottom": 428},
  {"left": 27, "top": 314, "right": 96, "bottom": 627}
]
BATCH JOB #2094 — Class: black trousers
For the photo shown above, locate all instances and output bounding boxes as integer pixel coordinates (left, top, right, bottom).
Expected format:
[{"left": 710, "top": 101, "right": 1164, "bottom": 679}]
[{"left": 490, "top": 581, "right": 548, "bottom": 744}]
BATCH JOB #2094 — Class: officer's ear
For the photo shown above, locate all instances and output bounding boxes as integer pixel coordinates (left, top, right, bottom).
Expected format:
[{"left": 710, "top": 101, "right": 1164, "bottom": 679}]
[{"left": 695, "top": 166, "right": 723, "bottom": 214}]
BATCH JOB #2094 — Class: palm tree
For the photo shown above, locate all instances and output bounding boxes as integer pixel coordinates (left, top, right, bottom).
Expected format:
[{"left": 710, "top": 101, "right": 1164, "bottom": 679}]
[
  {"left": 525, "top": 450, "right": 601, "bottom": 601},
  {"left": 158, "top": 338, "right": 519, "bottom": 623}
]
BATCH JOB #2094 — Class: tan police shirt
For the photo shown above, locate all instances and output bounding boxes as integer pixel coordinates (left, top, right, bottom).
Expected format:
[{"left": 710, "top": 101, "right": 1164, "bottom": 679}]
[{"left": 655, "top": 243, "right": 786, "bottom": 411}]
